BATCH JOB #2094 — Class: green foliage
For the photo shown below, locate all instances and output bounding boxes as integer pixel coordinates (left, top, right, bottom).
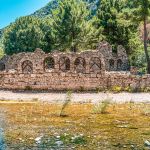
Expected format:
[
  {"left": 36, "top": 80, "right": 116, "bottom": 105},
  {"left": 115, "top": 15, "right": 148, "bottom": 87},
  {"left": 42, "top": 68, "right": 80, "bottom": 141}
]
[
  {"left": 1, "top": 0, "right": 150, "bottom": 71},
  {"left": 126, "top": 0, "right": 150, "bottom": 73},
  {"left": 85, "top": 0, "right": 100, "bottom": 16},
  {"left": 32, "top": 0, "right": 100, "bottom": 18},
  {"left": 0, "top": 43, "right": 4, "bottom": 58},
  {"left": 143, "top": 87, "right": 150, "bottom": 92},
  {"left": 124, "top": 86, "right": 132, "bottom": 92},
  {"left": 141, "top": 104, "right": 150, "bottom": 116},
  {"left": 111, "top": 86, "right": 122, "bottom": 93},
  {"left": 92, "top": 99, "right": 111, "bottom": 114},
  {"left": 0, "top": 47, "right": 4, "bottom": 58},
  {"left": 32, "top": 0, "right": 60, "bottom": 18},
  {"left": 59, "top": 91, "right": 72, "bottom": 117},
  {"left": 71, "top": 135, "right": 87, "bottom": 145},
  {"left": 127, "top": 0, "right": 150, "bottom": 22},
  {"left": 3, "top": 16, "right": 54, "bottom": 55},
  {"left": 51, "top": 0, "right": 102, "bottom": 52},
  {"left": 96, "top": 0, "right": 137, "bottom": 53},
  {"left": 0, "top": 34, "right": 4, "bottom": 58}
]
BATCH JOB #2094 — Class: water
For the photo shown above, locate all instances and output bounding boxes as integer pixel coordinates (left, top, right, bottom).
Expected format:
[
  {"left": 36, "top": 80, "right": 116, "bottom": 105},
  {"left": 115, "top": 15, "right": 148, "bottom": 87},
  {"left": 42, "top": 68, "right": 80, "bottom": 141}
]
[{"left": 0, "top": 128, "right": 5, "bottom": 150}]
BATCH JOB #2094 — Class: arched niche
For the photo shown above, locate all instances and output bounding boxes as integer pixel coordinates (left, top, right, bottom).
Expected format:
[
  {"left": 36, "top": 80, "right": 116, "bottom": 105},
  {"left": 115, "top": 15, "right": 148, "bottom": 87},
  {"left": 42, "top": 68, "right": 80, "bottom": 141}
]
[
  {"left": 117, "top": 59, "right": 123, "bottom": 70},
  {"left": 22, "top": 60, "right": 33, "bottom": 74},
  {"left": 59, "top": 57, "right": 70, "bottom": 72},
  {"left": 44, "top": 57, "right": 55, "bottom": 71},
  {"left": 0, "top": 63, "right": 5, "bottom": 71},
  {"left": 90, "top": 57, "right": 101, "bottom": 73},
  {"left": 109, "top": 59, "right": 115, "bottom": 71},
  {"left": 74, "top": 57, "right": 86, "bottom": 73}
]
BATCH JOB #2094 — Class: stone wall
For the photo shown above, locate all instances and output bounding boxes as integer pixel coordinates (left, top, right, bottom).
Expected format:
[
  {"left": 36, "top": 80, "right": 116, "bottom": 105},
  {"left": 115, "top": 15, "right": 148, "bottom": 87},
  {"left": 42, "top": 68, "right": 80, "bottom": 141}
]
[
  {"left": 0, "top": 41, "right": 149, "bottom": 91},
  {"left": 0, "top": 41, "right": 129, "bottom": 73},
  {"left": 0, "top": 72, "right": 150, "bottom": 91},
  {"left": 97, "top": 41, "right": 129, "bottom": 71}
]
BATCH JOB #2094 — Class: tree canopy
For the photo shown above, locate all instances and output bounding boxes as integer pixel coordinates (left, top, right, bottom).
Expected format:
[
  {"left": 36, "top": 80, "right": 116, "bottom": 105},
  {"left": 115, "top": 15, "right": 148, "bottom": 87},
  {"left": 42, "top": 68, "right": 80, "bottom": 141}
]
[
  {"left": 51, "top": 0, "right": 102, "bottom": 52},
  {"left": 1, "top": 0, "right": 150, "bottom": 73}
]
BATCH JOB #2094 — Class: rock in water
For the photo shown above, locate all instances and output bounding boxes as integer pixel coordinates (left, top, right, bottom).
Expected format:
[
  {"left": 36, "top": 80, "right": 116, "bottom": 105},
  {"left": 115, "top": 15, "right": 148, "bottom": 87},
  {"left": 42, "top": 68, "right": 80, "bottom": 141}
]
[{"left": 145, "top": 140, "right": 150, "bottom": 147}]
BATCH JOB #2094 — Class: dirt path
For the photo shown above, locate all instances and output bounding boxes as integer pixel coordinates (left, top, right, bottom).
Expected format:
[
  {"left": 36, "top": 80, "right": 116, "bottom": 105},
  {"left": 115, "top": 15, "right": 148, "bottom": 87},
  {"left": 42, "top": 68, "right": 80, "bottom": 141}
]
[{"left": 0, "top": 90, "right": 150, "bottom": 103}]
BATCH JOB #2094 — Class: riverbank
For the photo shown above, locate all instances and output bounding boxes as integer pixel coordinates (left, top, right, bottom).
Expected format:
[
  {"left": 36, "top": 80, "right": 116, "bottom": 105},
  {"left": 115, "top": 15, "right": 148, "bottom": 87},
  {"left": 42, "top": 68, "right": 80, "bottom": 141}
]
[{"left": 0, "top": 90, "right": 150, "bottom": 103}]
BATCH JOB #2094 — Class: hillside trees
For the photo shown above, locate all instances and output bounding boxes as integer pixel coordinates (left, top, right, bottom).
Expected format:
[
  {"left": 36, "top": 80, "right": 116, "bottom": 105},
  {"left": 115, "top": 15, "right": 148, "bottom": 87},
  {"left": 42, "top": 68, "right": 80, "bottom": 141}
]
[
  {"left": 51, "top": 0, "right": 102, "bottom": 52},
  {"left": 3, "top": 16, "right": 54, "bottom": 55},
  {"left": 0, "top": 29, "right": 4, "bottom": 58},
  {"left": 40, "top": 18, "right": 56, "bottom": 53},
  {"left": 86, "top": 0, "right": 100, "bottom": 15},
  {"left": 1, "top": 0, "right": 150, "bottom": 73},
  {"left": 96, "top": 0, "right": 137, "bottom": 53},
  {"left": 0, "top": 39, "right": 4, "bottom": 58},
  {"left": 3, "top": 0, "right": 102, "bottom": 54},
  {"left": 128, "top": 0, "right": 150, "bottom": 73},
  {"left": 32, "top": 0, "right": 60, "bottom": 18}
]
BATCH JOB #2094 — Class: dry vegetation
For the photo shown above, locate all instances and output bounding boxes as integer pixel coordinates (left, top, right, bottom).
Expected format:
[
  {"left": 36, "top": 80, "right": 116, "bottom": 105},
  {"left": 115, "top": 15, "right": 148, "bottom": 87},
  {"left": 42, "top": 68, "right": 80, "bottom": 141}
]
[{"left": 0, "top": 100, "right": 150, "bottom": 150}]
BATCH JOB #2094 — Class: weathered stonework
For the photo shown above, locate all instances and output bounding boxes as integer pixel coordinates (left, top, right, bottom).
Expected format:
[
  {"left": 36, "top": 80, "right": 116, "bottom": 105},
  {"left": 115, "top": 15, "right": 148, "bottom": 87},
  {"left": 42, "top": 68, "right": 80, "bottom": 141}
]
[
  {"left": 0, "top": 42, "right": 149, "bottom": 91},
  {"left": 98, "top": 41, "right": 129, "bottom": 71}
]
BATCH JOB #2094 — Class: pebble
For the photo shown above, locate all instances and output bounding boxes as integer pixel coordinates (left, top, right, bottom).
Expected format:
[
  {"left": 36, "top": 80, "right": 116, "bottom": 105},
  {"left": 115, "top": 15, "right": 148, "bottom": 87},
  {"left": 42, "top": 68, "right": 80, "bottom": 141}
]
[
  {"left": 55, "top": 141, "right": 63, "bottom": 147},
  {"left": 56, "top": 135, "right": 60, "bottom": 139},
  {"left": 144, "top": 140, "right": 150, "bottom": 147},
  {"left": 35, "top": 135, "right": 43, "bottom": 144}
]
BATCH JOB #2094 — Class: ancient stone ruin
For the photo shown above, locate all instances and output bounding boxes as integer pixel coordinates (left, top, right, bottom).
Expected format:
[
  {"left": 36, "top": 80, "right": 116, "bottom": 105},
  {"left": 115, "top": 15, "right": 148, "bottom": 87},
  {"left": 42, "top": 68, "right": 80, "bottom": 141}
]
[{"left": 0, "top": 41, "right": 149, "bottom": 91}]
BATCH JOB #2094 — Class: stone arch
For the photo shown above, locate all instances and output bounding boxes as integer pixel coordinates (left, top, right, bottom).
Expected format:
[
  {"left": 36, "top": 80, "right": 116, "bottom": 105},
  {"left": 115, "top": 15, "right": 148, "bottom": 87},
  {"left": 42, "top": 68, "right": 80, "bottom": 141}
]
[
  {"left": 117, "top": 59, "right": 123, "bottom": 70},
  {"left": 44, "top": 57, "right": 55, "bottom": 71},
  {"left": 109, "top": 59, "right": 114, "bottom": 71},
  {"left": 59, "top": 57, "right": 70, "bottom": 72},
  {"left": 74, "top": 57, "right": 86, "bottom": 73},
  {"left": 22, "top": 60, "right": 33, "bottom": 74},
  {"left": 0, "top": 63, "right": 5, "bottom": 71},
  {"left": 90, "top": 57, "right": 101, "bottom": 73}
]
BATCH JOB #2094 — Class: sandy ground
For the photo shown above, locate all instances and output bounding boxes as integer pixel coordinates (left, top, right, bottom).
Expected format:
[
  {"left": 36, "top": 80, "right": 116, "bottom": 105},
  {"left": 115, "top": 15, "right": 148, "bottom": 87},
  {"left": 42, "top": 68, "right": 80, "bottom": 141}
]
[{"left": 0, "top": 90, "right": 150, "bottom": 103}]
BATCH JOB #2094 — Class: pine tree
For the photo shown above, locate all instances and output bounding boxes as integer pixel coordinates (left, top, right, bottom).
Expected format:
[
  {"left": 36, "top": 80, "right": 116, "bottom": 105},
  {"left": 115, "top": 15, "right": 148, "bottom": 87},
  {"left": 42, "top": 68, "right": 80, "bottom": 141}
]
[
  {"left": 128, "top": 0, "right": 150, "bottom": 73},
  {"left": 3, "top": 16, "right": 54, "bottom": 55},
  {"left": 51, "top": 0, "right": 101, "bottom": 52},
  {"left": 96, "top": 0, "right": 135, "bottom": 53},
  {"left": 40, "top": 18, "right": 56, "bottom": 53}
]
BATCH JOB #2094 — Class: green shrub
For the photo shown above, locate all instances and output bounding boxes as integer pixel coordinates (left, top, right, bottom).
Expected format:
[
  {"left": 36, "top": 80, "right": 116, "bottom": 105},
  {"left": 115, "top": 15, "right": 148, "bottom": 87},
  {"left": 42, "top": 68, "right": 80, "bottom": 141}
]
[
  {"left": 111, "top": 86, "right": 122, "bottom": 93},
  {"left": 141, "top": 104, "right": 150, "bottom": 116},
  {"left": 71, "top": 135, "right": 86, "bottom": 145},
  {"left": 124, "top": 86, "right": 132, "bottom": 92},
  {"left": 130, "top": 86, "right": 141, "bottom": 93},
  {"left": 59, "top": 91, "right": 72, "bottom": 117},
  {"left": 0, "top": 47, "right": 4, "bottom": 58},
  {"left": 92, "top": 99, "right": 111, "bottom": 114},
  {"left": 143, "top": 87, "right": 150, "bottom": 93},
  {"left": 124, "top": 85, "right": 141, "bottom": 93}
]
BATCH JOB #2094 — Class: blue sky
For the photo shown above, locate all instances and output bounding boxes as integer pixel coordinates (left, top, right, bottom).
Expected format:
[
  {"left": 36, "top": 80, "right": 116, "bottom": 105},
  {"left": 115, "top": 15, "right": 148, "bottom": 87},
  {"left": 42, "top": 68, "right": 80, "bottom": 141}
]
[{"left": 0, "top": 0, "right": 50, "bottom": 29}]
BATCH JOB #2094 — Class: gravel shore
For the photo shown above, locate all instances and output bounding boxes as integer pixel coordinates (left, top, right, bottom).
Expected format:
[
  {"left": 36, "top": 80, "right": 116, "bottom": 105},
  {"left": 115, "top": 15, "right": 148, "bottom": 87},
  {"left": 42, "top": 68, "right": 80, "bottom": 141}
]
[{"left": 0, "top": 90, "right": 150, "bottom": 103}]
